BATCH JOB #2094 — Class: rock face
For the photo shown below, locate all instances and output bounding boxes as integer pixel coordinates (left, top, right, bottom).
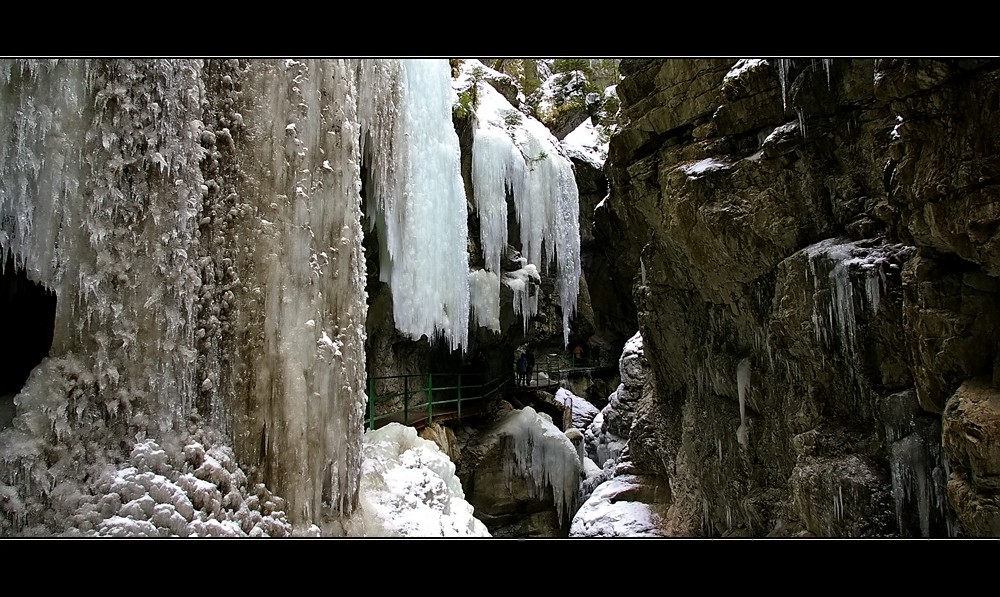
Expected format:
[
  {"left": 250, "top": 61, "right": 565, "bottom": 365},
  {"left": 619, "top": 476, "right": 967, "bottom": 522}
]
[
  {"left": 585, "top": 332, "right": 647, "bottom": 472},
  {"left": 603, "top": 58, "right": 1000, "bottom": 536}
]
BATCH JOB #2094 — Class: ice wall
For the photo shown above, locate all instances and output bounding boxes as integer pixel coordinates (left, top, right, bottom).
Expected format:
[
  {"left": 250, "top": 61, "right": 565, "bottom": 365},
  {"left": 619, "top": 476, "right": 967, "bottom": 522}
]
[
  {"left": 0, "top": 61, "right": 208, "bottom": 530},
  {"left": 0, "top": 59, "right": 371, "bottom": 535},
  {"left": 232, "top": 60, "right": 369, "bottom": 528}
]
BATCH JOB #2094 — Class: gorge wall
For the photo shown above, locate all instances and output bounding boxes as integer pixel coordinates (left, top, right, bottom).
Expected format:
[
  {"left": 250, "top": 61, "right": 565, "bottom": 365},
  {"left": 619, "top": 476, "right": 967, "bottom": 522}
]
[{"left": 603, "top": 58, "right": 1000, "bottom": 536}]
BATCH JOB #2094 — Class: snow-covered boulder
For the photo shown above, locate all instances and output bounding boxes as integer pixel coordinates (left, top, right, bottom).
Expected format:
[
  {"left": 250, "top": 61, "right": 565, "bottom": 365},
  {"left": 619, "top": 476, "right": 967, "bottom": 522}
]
[
  {"left": 345, "top": 423, "right": 489, "bottom": 537},
  {"left": 570, "top": 474, "right": 670, "bottom": 537}
]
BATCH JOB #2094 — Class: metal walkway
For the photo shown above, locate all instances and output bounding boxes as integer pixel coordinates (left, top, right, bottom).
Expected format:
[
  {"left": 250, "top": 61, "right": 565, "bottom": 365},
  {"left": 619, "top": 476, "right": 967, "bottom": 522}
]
[{"left": 365, "top": 354, "right": 617, "bottom": 431}]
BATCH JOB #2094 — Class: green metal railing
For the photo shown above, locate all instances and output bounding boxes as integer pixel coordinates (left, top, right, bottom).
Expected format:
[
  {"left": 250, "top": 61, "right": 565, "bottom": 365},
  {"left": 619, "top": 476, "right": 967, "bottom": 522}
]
[
  {"left": 366, "top": 352, "right": 617, "bottom": 430},
  {"left": 366, "top": 370, "right": 512, "bottom": 430},
  {"left": 518, "top": 352, "right": 614, "bottom": 388}
]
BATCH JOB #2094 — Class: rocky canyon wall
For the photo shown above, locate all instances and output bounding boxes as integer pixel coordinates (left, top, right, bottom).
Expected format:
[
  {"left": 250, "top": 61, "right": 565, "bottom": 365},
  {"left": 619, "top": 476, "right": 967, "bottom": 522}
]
[{"left": 603, "top": 58, "right": 1000, "bottom": 536}]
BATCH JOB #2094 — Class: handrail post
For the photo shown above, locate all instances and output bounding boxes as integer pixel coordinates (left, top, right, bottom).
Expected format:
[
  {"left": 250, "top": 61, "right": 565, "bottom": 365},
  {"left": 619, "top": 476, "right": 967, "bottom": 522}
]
[
  {"left": 404, "top": 375, "right": 409, "bottom": 426},
  {"left": 457, "top": 372, "right": 462, "bottom": 421},
  {"left": 427, "top": 373, "right": 433, "bottom": 425},
  {"left": 368, "top": 377, "right": 375, "bottom": 430}
]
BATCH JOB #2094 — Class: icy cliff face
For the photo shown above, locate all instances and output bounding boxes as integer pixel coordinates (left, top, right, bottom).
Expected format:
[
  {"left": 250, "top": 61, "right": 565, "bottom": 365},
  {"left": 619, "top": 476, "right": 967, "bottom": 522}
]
[
  {"left": 0, "top": 59, "right": 374, "bottom": 534},
  {"left": 604, "top": 58, "right": 997, "bottom": 537}
]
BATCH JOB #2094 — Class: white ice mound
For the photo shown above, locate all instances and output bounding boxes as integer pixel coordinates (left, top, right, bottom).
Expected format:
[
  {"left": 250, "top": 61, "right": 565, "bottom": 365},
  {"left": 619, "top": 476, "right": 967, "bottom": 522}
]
[
  {"left": 496, "top": 406, "right": 581, "bottom": 524},
  {"left": 347, "top": 423, "right": 490, "bottom": 537}
]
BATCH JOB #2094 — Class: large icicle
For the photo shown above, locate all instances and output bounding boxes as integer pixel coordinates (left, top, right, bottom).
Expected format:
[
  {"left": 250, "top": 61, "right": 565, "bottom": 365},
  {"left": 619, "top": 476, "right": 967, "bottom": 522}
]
[
  {"left": 736, "top": 357, "right": 751, "bottom": 447},
  {"left": 361, "top": 59, "right": 470, "bottom": 352},
  {"left": 497, "top": 407, "right": 581, "bottom": 525},
  {"left": 472, "top": 125, "right": 524, "bottom": 275}
]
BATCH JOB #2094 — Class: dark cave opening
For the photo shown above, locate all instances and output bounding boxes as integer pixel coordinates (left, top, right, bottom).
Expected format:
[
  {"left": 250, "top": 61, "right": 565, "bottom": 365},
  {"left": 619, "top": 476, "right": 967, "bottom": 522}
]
[{"left": 1, "top": 253, "right": 57, "bottom": 429}]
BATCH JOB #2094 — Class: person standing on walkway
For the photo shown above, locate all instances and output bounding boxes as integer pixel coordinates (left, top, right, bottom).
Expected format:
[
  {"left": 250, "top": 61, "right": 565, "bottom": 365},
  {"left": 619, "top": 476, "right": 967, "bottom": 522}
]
[
  {"left": 525, "top": 350, "right": 535, "bottom": 386},
  {"left": 516, "top": 353, "right": 528, "bottom": 386}
]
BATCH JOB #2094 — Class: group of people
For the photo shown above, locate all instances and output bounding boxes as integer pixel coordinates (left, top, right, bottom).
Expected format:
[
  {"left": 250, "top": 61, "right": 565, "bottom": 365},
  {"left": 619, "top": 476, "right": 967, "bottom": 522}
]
[
  {"left": 515, "top": 350, "right": 535, "bottom": 386},
  {"left": 513, "top": 343, "right": 605, "bottom": 387}
]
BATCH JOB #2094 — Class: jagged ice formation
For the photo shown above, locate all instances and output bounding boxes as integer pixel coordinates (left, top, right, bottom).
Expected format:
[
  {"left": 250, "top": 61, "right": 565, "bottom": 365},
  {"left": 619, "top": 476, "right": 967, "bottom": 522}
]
[
  {"left": 496, "top": 406, "right": 581, "bottom": 525},
  {"left": 0, "top": 58, "right": 399, "bottom": 535}
]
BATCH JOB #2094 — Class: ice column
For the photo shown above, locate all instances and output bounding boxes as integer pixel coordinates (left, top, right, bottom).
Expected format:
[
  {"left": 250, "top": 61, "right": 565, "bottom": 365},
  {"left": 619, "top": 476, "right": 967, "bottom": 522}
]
[
  {"left": 472, "top": 126, "right": 525, "bottom": 275},
  {"left": 237, "top": 59, "right": 369, "bottom": 528}
]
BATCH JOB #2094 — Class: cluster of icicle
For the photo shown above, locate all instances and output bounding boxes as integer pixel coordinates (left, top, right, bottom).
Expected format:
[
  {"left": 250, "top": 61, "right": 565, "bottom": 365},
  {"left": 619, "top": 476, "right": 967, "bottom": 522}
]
[
  {"left": 465, "top": 60, "right": 581, "bottom": 346},
  {"left": 499, "top": 406, "right": 581, "bottom": 525}
]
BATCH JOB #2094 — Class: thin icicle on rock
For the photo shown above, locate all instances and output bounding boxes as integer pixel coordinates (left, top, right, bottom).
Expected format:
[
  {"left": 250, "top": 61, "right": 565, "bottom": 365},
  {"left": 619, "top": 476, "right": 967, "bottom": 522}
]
[
  {"left": 803, "top": 238, "right": 901, "bottom": 359},
  {"left": 736, "top": 357, "right": 751, "bottom": 448},
  {"left": 472, "top": 125, "right": 523, "bottom": 275}
]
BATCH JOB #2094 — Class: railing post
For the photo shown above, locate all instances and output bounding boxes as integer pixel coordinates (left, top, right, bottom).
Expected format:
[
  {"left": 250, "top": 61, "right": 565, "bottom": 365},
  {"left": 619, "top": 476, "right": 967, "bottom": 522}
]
[
  {"left": 404, "top": 375, "right": 409, "bottom": 426},
  {"left": 368, "top": 377, "right": 375, "bottom": 430},
  {"left": 427, "top": 373, "right": 433, "bottom": 425},
  {"left": 457, "top": 372, "right": 462, "bottom": 421}
]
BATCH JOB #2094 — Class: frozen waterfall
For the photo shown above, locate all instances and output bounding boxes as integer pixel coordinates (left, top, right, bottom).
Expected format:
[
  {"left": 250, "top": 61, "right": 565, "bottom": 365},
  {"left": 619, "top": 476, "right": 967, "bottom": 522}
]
[
  {"left": 359, "top": 59, "right": 470, "bottom": 352},
  {"left": 0, "top": 59, "right": 372, "bottom": 534},
  {"left": 0, "top": 57, "right": 588, "bottom": 537}
]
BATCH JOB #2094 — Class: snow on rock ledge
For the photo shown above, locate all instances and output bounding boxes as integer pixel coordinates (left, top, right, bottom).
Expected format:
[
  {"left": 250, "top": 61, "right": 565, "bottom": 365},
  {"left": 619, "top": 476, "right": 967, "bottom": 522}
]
[
  {"left": 619, "top": 331, "right": 647, "bottom": 388},
  {"left": 570, "top": 474, "right": 668, "bottom": 537}
]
